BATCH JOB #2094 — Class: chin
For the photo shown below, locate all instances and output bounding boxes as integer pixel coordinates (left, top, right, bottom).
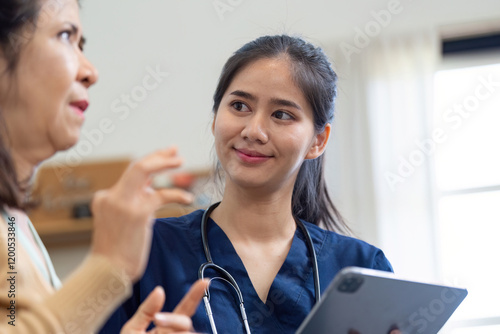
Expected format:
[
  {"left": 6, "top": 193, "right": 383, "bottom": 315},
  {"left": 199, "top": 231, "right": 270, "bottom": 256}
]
[
  {"left": 230, "top": 174, "right": 269, "bottom": 189},
  {"left": 55, "top": 132, "right": 81, "bottom": 152}
]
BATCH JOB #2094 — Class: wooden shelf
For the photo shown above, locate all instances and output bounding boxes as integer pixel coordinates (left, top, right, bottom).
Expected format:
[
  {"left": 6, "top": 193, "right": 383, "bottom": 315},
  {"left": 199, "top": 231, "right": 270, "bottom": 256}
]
[
  {"left": 36, "top": 218, "right": 93, "bottom": 237},
  {"left": 36, "top": 219, "right": 93, "bottom": 248},
  {"left": 36, "top": 203, "right": 200, "bottom": 247}
]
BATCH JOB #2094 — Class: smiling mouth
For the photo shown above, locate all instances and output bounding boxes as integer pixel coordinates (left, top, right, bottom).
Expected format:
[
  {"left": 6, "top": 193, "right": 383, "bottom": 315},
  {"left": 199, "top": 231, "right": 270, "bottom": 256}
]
[
  {"left": 235, "top": 148, "right": 271, "bottom": 157},
  {"left": 234, "top": 148, "right": 272, "bottom": 163}
]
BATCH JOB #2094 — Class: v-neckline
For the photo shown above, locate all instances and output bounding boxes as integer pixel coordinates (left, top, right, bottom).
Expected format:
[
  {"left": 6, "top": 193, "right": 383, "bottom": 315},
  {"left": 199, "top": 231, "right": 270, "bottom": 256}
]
[
  {"left": 206, "top": 216, "right": 309, "bottom": 307},
  {"left": 2, "top": 208, "right": 62, "bottom": 289}
]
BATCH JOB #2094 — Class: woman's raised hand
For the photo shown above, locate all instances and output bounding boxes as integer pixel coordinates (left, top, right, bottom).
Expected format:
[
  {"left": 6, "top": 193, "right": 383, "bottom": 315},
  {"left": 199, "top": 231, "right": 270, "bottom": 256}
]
[
  {"left": 90, "top": 147, "right": 194, "bottom": 281},
  {"left": 120, "top": 280, "right": 210, "bottom": 334}
]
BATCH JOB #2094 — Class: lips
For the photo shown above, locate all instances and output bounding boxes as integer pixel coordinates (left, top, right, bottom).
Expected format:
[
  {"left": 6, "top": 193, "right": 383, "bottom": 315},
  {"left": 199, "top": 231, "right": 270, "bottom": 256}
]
[
  {"left": 236, "top": 148, "right": 271, "bottom": 157},
  {"left": 234, "top": 148, "right": 272, "bottom": 164},
  {"left": 70, "top": 100, "right": 89, "bottom": 119},
  {"left": 70, "top": 100, "right": 89, "bottom": 112}
]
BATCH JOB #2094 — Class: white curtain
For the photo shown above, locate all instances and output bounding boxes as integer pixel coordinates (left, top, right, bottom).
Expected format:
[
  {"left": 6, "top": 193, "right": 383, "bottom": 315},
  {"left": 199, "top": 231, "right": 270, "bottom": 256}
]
[{"left": 326, "top": 31, "right": 440, "bottom": 280}]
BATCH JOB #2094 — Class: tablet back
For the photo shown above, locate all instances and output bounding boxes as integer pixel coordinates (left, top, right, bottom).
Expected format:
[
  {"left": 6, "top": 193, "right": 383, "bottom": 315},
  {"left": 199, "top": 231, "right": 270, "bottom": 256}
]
[{"left": 296, "top": 267, "right": 467, "bottom": 334}]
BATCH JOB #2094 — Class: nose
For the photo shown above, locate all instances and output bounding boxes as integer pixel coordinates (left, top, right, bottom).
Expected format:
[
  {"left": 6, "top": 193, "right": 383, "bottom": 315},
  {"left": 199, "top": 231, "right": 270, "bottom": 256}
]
[
  {"left": 77, "top": 51, "right": 99, "bottom": 88},
  {"left": 241, "top": 113, "right": 269, "bottom": 144}
]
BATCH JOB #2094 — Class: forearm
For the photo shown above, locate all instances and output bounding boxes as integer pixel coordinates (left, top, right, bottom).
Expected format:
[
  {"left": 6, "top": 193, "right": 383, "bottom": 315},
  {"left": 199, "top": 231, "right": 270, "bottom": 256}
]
[{"left": 0, "top": 254, "right": 131, "bottom": 333}]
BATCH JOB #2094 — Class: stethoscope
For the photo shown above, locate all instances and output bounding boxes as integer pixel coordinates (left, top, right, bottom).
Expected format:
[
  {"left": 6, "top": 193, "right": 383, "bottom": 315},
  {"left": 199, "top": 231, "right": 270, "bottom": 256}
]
[{"left": 198, "top": 202, "right": 321, "bottom": 334}]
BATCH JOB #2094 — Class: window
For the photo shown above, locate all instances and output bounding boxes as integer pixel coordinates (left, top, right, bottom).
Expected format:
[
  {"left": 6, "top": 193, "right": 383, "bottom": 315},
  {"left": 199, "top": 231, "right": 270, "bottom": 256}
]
[{"left": 433, "top": 50, "right": 500, "bottom": 333}]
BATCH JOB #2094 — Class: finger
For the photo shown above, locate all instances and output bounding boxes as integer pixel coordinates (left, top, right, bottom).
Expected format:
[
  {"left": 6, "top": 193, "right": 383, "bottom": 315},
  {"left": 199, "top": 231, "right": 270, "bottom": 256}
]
[
  {"left": 127, "top": 155, "right": 183, "bottom": 188},
  {"left": 120, "top": 147, "right": 183, "bottom": 191},
  {"left": 173, "top": 279, "right": 210, "bottom": 316},
  {"left": 149, "top": 330, "right": 196, "bottom": 334},
  {"left": 153, "top": 313, "right": 193, "bottom": 331},
  {"left": 125, "top": 286, "right": 166, "bottom": 330},
  {"left": 140, "top": 147, "right": 182, "bottom": 174},
  {"left": 388, "top": 326, "right": 401, "bottom": 334},
  {"left": 150, "top": 188, "right": 194, "bottom": 209}
]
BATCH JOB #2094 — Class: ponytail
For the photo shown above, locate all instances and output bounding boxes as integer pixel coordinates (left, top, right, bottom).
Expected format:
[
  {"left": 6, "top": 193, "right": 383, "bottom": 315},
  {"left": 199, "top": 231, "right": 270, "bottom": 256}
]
[{"left": 292, "top": 156, "right": 350, "bottom": 234}]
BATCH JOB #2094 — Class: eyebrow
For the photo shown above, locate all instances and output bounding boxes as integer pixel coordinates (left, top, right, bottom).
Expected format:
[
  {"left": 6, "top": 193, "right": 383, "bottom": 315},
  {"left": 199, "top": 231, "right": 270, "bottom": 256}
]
[
  {"left": 65, "top": 22, "right": 79, "bottom": 37},
  {"left": 229, "top": 90, "right": 302, "bottom": 110}
]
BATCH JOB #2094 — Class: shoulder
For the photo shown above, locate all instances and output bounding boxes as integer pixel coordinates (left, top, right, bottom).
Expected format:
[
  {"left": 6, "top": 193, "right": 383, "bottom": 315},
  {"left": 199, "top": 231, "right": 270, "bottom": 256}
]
[
  {"left": 302, "top": 221, "right": 393, "bottom": 273},
  {"left": 149, "top": 209, "right": 204, "bottom": 256},
  {"left": 154, "top": 209, "right": 204, "bottom": 235}
]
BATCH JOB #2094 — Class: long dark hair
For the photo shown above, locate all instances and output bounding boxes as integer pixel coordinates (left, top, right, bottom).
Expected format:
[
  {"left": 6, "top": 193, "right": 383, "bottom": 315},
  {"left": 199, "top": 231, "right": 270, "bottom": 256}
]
[
  {"left": 0, "top": 0, "right": 42, "bottom": 210},
  {"left": 212, "top": 35, "right": 350, "bottom": 234}
]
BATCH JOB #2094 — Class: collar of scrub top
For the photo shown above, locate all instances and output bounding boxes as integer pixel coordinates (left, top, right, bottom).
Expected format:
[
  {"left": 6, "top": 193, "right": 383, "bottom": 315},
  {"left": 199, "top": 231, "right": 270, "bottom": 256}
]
[{"left": 198, "top": 201, "right": 321, "bottom": 334}]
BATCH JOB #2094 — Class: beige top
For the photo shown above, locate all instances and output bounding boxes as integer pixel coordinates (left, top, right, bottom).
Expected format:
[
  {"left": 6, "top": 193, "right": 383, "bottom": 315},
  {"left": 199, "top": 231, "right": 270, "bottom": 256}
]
[{"left": 0, "top": 209, "right": 132, "bottom": 333}]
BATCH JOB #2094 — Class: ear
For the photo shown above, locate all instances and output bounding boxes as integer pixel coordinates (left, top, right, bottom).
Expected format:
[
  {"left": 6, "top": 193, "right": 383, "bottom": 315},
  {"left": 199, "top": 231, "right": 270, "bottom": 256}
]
[
  {"left": 211, "top": 113, "right": 217, "bottom": 134},
  {"left": 305, "top": 123, "right": 331, "bottom": 160}
]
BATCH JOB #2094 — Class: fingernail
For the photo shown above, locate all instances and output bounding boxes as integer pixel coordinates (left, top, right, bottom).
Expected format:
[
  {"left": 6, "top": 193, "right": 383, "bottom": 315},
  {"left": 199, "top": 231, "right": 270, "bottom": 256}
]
[{"left": 154, "top": 313, "right": 171, "bottom": 325}]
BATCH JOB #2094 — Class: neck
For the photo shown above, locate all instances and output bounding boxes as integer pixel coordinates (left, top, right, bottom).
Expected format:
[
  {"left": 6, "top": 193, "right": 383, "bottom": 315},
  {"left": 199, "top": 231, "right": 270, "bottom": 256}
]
[
  {"left": 211, "top": 182, "right": 297, "bottom": 243},
  {"left": 10, "top": 146, "right": 48, "bottom": 189},
  {"left": 2, "top": 113, "right": 54, "bottom": 184}
]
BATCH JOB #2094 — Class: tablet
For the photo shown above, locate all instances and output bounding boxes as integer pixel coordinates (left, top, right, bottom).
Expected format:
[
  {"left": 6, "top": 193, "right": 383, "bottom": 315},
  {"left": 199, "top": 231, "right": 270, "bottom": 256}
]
[{"left": 296, "top": 267, "right": 467, "bottom": 334}]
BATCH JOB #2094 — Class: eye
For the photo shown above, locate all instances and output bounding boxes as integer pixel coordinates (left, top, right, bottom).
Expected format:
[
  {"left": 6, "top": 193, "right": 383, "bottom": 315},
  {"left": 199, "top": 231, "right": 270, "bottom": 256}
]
[
  {"left": 78, "top": 36, "right": 86, "bottom": 51},
  {"left": 273, "top": 110, "right": 294, "bottom": 120},
  {"left": 58, "top": 30, "right": 73, "bottom": 41},
  {"left": 231, "top": 101, "right": 250, "bottom": 112}
]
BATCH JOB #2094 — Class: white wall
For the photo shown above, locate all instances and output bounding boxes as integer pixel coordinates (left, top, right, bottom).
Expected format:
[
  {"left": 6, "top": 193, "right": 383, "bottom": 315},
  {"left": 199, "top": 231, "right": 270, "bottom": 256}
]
[
  {"left": 47, "top": 0, "right": 500, "bottom": 278},
  {"left": 49, "top": 0, "right": 500, "bottom": 168}
]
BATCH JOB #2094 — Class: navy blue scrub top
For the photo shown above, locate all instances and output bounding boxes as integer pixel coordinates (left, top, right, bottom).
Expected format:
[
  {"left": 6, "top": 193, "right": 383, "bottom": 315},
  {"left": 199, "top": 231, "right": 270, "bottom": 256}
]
[{"left": 99, "top": 210, "right": 393, "bottom": 334}]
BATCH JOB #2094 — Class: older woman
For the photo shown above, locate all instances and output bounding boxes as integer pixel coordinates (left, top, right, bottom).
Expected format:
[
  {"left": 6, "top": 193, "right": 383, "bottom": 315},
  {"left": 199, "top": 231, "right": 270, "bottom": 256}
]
[{"left": 0, "top": 0, "right": 206, "bottom": 333}]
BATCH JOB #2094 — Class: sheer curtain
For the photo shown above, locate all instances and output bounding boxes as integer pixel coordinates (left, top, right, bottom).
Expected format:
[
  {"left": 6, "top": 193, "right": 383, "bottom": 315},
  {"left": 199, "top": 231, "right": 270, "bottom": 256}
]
[{"left": 327, "top": 31, "right": 440, "bottom": 280}]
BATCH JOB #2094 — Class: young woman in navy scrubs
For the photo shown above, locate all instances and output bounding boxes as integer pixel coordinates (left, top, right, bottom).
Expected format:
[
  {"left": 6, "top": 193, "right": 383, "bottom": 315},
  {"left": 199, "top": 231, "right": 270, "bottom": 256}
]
[{"left": 101, "top": 35, "right": 397, "bottom": 334}]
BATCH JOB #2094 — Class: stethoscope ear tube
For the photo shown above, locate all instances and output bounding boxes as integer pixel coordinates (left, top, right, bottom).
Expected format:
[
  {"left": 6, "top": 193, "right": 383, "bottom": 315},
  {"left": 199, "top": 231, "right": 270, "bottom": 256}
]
[
  {"left": 199, "top": 261, "right": 251, "bottom": 333},
  {"left": 295, "top": 217, "right": 321, "bottom": 304},
  {"left": 203, "top": 296, "right": 218, "bottom": 334},
  {"left": 240, "top": 303, "right": 251, "bottom": 334},
  {"left": 200, "top": 202, "right": 220, "bottom": 263}
]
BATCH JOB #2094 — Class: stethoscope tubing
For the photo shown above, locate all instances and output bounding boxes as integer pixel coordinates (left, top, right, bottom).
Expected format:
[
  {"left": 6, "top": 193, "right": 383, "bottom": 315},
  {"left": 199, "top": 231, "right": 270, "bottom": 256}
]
[{"left": 198, "top": 202, "right": 320, "bottom": 333}]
